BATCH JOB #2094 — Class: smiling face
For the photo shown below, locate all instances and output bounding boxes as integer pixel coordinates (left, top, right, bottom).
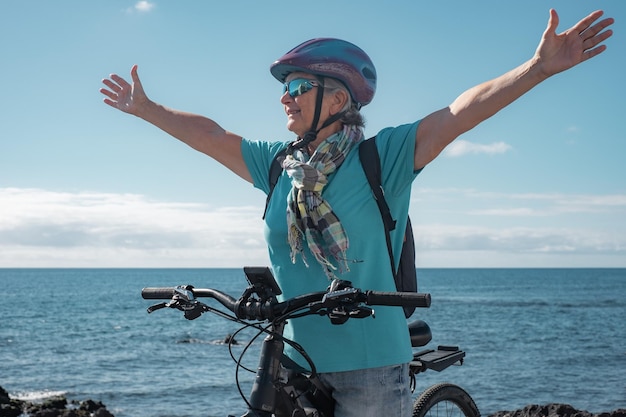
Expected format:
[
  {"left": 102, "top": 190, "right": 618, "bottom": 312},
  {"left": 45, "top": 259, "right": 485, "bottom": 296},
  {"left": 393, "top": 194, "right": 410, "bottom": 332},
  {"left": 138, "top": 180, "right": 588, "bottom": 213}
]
[
  {"left": 281, "top": 72, "right": 321, "bottom": 138},
  {"left": 280, "top": 72, "right": 348, "bottom": 142}
]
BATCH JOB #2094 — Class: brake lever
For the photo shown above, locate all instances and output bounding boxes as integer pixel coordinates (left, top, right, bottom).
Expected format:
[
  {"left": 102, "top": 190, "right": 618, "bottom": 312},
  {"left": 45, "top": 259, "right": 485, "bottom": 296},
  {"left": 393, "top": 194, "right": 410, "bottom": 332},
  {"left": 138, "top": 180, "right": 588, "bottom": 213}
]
[
  {"left": 147, "top": 302, "right": 168, "bottom": 313},
  {"left": 350, "top": 306, "right": 375, "bottom": 319},
  {"left": 147, "top": 299, "right": 183, "bottom": 313}
]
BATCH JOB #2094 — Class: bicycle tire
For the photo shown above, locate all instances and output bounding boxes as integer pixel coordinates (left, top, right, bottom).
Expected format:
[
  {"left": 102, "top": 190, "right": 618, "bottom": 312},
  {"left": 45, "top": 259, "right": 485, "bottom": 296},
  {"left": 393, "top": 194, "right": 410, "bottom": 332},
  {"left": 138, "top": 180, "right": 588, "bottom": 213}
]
[{"left": 412, "top": 382, "right": 480, "bottom": 417}]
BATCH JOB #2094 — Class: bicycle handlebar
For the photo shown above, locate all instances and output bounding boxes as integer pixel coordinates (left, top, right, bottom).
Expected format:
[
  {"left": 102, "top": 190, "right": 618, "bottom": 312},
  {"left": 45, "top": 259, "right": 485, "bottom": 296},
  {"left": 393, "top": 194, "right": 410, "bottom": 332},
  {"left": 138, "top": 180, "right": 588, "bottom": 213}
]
[
  {"left": 142, "top": 284, "right": 431, "bottom": 322},
  {"left": 142, "top": 287, "right": 238, "bottom": 306}
]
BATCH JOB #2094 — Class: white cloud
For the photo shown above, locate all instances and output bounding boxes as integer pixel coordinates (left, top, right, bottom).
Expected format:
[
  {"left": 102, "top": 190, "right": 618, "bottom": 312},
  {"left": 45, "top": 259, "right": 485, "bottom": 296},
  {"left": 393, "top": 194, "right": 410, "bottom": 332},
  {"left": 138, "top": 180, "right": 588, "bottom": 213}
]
[
  {"left": 1, "top": 187, "right": 624, "bottom": 268},
  {"left": 468, "top": 207, "right": 541, "bottom": 217},
  {"left": 444, "top": 140, "right": 512, "bottom": 157},
  {"left": 413, "top": 223, "right": 626, "bottom": 268},
  {"left": 0, "top": 188, "right": 268, "bottom": 267},
  {"left": 125, "top": 1, "right": 155, "bottom": 13},
  {"left": 416, "top": 223, "right": 623, "bottom": 254},
  {"left": 135, "top": 1, "right": 155, "bottom": 12},
  {"left": 409, "top": 187, "right": 626, "bottom": 266},
  {"left": 414, "top": 188, "right": 626, "bottom": 216}
]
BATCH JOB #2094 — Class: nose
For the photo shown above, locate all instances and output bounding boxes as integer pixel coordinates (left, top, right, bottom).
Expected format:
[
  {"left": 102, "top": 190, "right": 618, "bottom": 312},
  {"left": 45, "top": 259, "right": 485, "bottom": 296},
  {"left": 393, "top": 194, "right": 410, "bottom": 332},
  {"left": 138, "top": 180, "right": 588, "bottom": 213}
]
[{"left": 280, "top": 89, "right": 292, "bottom": 104}]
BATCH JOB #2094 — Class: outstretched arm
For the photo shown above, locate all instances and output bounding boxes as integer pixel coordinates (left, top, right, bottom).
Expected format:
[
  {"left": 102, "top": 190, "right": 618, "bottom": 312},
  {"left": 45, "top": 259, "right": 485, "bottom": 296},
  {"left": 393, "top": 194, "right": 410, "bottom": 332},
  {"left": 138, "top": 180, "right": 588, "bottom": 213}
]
[
  {"left": 414, "top": 9, "right": 614, "bottom": 170},
  {"left": 100, "top": 65, "right": 252, "bottom": 182}
]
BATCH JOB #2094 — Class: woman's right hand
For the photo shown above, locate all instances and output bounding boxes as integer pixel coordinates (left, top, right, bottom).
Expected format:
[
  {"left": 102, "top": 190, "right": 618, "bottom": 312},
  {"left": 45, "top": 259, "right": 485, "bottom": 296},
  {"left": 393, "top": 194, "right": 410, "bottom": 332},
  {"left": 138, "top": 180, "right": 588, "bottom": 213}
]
[{"left": 100, "top": 64, "right": 148, "bottom": 116}]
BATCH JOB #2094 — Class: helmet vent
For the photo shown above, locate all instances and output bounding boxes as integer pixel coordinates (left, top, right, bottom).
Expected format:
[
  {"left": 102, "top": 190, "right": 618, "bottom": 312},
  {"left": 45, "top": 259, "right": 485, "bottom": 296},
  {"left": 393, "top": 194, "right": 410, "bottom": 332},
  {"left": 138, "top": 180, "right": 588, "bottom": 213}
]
[{"left": 362, "top": 67, "right": 376, "bottom": 81}]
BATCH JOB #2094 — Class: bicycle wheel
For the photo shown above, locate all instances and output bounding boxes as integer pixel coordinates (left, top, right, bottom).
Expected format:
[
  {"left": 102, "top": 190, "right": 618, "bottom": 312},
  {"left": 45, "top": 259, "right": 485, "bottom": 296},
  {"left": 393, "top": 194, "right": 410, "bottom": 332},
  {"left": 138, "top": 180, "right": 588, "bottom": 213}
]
[{"left": 412, "top": 383, "right": 480, "bottom": 417}]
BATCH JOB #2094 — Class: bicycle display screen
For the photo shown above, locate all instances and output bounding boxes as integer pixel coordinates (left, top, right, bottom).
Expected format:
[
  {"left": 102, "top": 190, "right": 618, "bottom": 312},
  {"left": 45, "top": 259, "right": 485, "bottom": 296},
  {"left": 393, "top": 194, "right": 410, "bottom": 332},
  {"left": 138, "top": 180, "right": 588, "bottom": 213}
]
[{"left": 243, "top": 266, "right": 283, "bottom": 296}]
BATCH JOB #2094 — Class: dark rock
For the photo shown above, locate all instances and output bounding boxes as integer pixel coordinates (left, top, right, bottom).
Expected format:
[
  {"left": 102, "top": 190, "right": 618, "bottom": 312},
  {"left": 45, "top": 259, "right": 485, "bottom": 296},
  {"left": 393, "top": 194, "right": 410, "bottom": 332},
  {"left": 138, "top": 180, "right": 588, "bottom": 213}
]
[
  {"left": 24, "top": 397, "right": 69, "bottom": 417},
  {"left": 1, "top": 403, "right": 23, "bottom": 417},
  {"left": 78, "top": 399, "right": 106, "bottom": 413},
  {"left": 0, "top": 404, "right": 22, "bottom": 417},
  {"left": 594, "top": 410, "right": 622, "bottom": 417},
  {"left": 488, "top": 404, "right": 626, "bottom": 417},
  {"left": 30, "top": 409, "right": 60, "bottom": 417},
  {"left": 488, "top": 404, "right": 591, "bottom": 417},
  {"left": 0, "top": 387, "right": 10, "bottom": 404},
  {"left": 0, "top": 387, "right": 24, "bottom": 417},
  {"left": 0, "top": 386, "right": 115, "bottom": 417},
  {"left": 94, "top": 408, "right": 114, "bottom": 417},
  {"left": 42, "top": 396, "right": 68, "bottom": 410}
]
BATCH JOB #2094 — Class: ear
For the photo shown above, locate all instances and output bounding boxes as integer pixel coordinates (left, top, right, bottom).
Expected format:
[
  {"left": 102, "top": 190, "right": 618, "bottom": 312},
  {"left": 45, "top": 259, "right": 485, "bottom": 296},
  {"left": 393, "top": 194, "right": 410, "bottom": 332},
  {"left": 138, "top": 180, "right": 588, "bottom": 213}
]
[{"left": 329, "top": 89, "right": 349, "bottom": 115}]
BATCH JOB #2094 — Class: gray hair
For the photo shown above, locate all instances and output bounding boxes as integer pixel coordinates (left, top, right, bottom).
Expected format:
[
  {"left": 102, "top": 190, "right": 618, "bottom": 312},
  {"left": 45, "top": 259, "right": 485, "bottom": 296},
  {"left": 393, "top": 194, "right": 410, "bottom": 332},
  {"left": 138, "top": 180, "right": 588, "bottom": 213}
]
[{"left": 323, "top": 78, "right": 366, "bottom": 128}]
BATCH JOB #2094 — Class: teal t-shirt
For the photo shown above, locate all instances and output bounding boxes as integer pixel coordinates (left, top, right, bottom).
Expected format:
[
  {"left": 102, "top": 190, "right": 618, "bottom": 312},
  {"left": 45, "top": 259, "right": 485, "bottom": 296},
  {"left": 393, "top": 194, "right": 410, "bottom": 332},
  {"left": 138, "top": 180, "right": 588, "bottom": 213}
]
[{"left": 241, "top": 121, "right": 421, "bottom": 373}]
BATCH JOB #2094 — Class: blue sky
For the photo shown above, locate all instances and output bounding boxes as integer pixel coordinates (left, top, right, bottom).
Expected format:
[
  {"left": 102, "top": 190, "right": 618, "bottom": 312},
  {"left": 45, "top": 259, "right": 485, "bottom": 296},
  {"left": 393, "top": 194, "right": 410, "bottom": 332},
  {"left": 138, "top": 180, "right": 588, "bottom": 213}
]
[{"left": 1, "top": 0, "right": 624, "bottom": 268}]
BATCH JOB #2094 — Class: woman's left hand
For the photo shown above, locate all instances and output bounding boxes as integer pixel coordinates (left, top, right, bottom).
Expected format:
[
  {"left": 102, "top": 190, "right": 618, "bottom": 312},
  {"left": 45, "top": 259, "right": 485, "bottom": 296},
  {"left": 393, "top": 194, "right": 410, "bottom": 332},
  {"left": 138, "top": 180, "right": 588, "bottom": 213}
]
[{"left": 535, "top": 9, "right": 614, "bottom": 77}]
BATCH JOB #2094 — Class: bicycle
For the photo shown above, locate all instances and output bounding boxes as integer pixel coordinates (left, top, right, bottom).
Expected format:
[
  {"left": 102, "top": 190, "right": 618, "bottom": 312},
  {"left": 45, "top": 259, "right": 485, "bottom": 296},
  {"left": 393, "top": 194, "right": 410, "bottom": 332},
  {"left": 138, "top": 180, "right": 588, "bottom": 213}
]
[{"left": 142, "top": 266, "right": 480, "bottom": 417}]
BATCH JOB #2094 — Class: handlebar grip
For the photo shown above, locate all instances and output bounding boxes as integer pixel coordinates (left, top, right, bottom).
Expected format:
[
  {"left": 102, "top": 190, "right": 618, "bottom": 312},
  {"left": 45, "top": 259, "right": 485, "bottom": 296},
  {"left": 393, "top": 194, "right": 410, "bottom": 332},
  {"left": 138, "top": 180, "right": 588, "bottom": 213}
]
[
  {"left": 365, "top": 291, "right": 431, "bottom": 308},
  {"left": 142, "top": 287, "right": 176, "bottom": 299}
]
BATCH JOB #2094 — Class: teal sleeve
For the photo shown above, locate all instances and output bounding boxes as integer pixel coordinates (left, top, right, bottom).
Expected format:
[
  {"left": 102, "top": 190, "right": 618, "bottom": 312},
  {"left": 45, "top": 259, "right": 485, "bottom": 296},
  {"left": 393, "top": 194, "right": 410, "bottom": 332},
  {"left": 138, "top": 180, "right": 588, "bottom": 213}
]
[
  {"left": 375, "top": 120, "right": 421, "bottom": 197},
  {"left": 241, "top": 138, "right": 289, "bottom": 194}
]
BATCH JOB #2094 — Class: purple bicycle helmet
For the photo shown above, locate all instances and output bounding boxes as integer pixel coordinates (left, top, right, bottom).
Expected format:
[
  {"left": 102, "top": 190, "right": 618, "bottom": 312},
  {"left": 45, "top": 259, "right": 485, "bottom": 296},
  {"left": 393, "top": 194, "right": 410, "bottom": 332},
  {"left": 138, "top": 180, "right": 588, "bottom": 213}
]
[{"left": 270, "top": 38, "right": 377, "bottom": 107}]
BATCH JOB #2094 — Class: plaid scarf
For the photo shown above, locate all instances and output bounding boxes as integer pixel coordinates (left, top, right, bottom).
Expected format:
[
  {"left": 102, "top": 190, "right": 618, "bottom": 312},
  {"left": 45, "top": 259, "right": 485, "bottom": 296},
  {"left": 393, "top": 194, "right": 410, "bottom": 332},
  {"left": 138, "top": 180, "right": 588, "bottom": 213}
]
[{"left": 283, "top": 125, "right": 363, "bottom": 279}]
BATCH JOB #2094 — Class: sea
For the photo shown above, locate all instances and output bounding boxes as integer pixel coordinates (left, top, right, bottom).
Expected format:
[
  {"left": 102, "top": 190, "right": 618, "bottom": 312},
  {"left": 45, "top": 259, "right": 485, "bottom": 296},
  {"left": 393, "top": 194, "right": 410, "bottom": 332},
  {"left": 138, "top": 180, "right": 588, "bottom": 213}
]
[{"left": 1, "top": 268, "right": 624, "bottom": 417}]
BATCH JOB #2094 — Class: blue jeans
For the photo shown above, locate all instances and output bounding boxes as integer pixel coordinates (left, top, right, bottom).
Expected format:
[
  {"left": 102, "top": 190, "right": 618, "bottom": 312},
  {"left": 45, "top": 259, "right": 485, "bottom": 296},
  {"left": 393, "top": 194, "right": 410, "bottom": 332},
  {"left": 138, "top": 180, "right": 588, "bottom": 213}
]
[{"left": 318, "top": 363, "right": 412, "bottom": 417}]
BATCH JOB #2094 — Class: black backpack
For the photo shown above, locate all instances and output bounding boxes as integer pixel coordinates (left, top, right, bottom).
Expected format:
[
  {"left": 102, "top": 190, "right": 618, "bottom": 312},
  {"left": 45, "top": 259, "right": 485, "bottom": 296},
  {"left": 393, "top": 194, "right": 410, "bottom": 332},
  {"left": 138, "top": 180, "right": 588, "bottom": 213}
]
[{"left": 264, "top": 136, "right": 417, "bottom": 317}]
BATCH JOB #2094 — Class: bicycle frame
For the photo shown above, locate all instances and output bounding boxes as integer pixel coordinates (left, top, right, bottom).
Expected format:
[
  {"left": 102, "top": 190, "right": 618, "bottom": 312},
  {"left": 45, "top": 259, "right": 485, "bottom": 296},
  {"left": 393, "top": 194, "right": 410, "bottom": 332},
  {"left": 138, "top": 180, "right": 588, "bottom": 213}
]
[{"left": 241, "top": 319, "right": 333, "bottom": 417}]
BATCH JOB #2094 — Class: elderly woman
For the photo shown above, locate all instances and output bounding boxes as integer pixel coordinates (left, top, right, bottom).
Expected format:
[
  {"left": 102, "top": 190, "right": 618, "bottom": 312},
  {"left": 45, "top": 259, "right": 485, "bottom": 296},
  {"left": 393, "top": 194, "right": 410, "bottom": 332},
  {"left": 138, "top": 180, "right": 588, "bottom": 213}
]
[{"left": 101, "top": 9, "right": 613, "bottom": 417}]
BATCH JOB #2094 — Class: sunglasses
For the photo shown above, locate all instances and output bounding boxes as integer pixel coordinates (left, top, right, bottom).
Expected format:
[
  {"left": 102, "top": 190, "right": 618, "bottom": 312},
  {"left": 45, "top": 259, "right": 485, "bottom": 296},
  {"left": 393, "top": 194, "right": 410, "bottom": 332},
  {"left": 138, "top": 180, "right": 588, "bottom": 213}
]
[{"left": 282, "top": 78, "right": 321, "bottom": 97}]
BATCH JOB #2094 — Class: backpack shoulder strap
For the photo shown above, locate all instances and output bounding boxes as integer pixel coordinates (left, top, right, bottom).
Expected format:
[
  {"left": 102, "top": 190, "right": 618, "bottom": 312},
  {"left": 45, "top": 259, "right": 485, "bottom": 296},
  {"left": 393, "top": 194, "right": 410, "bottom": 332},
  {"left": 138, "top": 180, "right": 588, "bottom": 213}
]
[
  {"left": 263, "top": 147, "right": 288, "bottom": 219},
  {"left": 359, "top": 137, "right": 397, "bottom": 232},
  {"left": 359, "top": 136, "right": 397, "bottom": 276}
]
